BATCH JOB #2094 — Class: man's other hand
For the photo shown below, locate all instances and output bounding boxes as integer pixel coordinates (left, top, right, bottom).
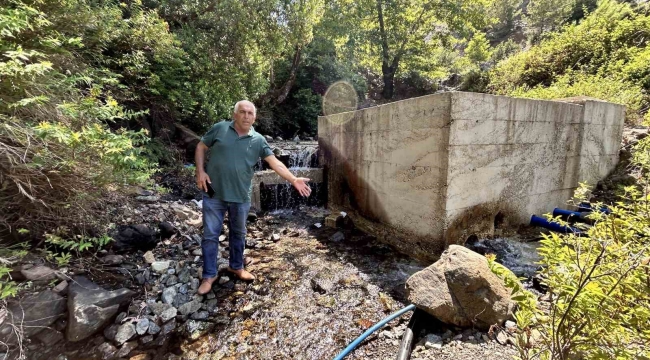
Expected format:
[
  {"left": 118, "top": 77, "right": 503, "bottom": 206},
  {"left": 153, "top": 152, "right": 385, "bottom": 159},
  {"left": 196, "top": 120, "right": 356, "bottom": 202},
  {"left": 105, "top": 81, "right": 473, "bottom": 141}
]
[
  {"left": 196, "top": 171, "right": 211, "bottom": 192},
  {"left": 292, "top": 177, "right": 311, "bottom": 197}
]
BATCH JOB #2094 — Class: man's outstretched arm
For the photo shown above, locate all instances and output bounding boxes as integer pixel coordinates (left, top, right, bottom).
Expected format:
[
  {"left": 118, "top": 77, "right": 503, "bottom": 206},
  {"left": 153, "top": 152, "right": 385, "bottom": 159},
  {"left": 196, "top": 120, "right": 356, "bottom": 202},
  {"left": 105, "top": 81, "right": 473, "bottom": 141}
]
[
  {"left": 195, "top": 141, "right": 211, "bottom": 192},
  {"left": 264, "top": 155, "right": 311, "bottom": 197}
]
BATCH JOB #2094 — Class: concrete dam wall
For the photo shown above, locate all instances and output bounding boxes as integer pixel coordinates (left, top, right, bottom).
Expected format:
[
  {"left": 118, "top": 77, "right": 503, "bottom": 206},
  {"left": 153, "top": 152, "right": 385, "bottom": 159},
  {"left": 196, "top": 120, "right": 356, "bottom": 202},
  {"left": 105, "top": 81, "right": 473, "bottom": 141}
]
[{"left": 318, "top": 92, "right": 625, "bottom": 260}]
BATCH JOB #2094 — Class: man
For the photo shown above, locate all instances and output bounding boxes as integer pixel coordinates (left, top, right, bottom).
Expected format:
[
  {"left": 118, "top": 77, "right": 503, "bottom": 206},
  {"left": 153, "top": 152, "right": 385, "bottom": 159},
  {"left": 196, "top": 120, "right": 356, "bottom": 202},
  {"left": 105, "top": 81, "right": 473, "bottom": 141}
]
[{"left": 195, "top": 100, "right": 311, "bottom": 295}]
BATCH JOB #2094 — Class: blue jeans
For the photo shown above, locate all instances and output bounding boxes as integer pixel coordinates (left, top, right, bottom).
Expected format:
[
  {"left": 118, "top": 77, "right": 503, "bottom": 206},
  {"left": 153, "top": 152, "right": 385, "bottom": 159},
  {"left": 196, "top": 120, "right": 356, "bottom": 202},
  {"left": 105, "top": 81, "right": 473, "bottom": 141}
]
[{"left": 201, "top": 195, "right": 251, "bottom": 279}]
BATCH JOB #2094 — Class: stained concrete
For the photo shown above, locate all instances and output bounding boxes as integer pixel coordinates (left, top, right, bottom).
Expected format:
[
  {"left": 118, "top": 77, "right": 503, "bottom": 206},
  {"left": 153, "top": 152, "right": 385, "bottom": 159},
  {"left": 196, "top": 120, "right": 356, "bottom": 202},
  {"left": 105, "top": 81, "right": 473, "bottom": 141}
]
[{"left": 318, "top": 92, "right": 625, "bottom": 260}]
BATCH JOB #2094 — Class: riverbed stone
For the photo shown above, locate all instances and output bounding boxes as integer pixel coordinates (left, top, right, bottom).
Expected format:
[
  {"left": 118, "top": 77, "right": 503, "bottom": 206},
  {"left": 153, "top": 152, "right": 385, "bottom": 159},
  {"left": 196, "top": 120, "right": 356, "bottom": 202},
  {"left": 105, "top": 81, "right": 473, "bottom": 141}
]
[
  {"left": 136, "top": 318, "right": 150, "bottom": 335},
  {"left": 148, "top": 321, "right": 161, "bottom": 335},
  {"left": 405, "top": 245, "right": 514, "bottom": 330},
  {"left": 151, "top": 261, "right": 171, "bottom": 274},
  {"left": 0, "top": 290, "right": 66, "bottom": 344},
  {"left": 97, "top": 342, "right": 117, "bottom": 360},
  {"left": 101, "top": 255, "right": 124, "bottom": 265},
  {"left": 115, "top": 323, "right": 136, "bottom": 345},
  {"left": 21, "top": 265, "right": 57, "bottom": 282},
  {"left": 162, "top": 287, "right": 176, "bottom": 305},
  {"left": 66, "top": 276, "right": 136, "bottom": 342},
  {"left": 184, "top": 320, "right": 214, "bottom": 340},
  {"left": 143, "top": 251, "right": 156, "bottom": 264},
  {"left": 178, "top": 300, "right": 202, "bottom": 316},
  {"left": 115, "top": 340, "right": 138, "bottom": 358}
]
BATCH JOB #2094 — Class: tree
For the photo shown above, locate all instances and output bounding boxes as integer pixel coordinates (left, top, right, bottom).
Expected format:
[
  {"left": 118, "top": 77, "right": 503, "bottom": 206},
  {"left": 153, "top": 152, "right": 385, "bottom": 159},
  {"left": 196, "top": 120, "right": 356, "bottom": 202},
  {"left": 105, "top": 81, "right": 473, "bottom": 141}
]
[
  {"left": 488, "top": 0, "right": 523, "bottom": 39},
  {"left": 465, "top": 32, "right": 492, "bottom": 63},
  {"left": 525, "top": 0, "right": 575, "bottom": 40},
  {"left": 322, "top": 0, "right": 493, "bottom": 99}
]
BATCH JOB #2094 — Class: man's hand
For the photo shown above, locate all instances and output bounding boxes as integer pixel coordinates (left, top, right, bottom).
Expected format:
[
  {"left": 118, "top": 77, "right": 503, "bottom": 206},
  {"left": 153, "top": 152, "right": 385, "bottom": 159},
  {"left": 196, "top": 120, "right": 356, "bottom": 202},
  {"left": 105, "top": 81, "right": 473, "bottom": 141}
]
[
  {"left": 292, "top": 177, "right": 311, "bottom": 197},
  {"left": 196, "top": 171, "right": 211, "bottom": 192}
]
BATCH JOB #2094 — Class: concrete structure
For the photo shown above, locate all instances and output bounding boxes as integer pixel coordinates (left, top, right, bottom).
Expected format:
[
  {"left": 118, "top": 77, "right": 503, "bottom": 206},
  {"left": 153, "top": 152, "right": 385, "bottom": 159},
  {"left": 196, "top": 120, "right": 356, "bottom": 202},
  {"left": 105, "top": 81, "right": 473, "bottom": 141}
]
[
  {"left": 251, "top": 169, "right": 323, "bottom": 211},
  {"left": 318, "top": 92, "right": 624, "bottom": 260}
]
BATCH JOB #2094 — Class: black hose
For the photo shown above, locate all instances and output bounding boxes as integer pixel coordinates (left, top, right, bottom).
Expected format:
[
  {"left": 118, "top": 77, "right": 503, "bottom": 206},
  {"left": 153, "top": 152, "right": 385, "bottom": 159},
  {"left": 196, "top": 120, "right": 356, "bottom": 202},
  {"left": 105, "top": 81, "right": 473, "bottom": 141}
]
[{"left": 395, "top": 308, "right": 421, "bottom": 360}]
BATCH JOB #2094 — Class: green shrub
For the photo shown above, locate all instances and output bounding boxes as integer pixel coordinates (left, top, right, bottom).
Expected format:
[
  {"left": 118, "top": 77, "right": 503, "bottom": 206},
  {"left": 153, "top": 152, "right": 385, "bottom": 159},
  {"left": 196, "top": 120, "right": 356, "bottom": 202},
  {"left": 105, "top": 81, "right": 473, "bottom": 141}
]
[
  {"left": 502, "top": 135, "right": 650, "bottom": 359},
  {"left": 489, "top": 0, "right": 650, "bottom": 122}
]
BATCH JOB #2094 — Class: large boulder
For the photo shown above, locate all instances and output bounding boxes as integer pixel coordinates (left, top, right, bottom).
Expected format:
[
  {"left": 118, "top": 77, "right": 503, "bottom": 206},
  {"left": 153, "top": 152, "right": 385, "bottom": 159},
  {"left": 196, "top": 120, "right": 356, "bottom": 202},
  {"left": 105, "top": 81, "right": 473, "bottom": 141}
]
[
  {"left": 67, "top": 276, "right": 135, "bottom": 342},
  {"left": 405, "top": 245, "right": 514, "bottom": 330},
  {"left": 0, "top": 290, "right": 66, "bottom": 344}
]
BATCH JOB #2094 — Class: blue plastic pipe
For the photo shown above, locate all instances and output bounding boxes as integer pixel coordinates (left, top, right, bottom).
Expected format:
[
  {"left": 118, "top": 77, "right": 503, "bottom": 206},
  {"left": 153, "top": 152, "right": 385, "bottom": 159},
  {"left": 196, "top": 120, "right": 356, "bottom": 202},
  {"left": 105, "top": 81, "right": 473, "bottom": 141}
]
[
  {"left": 333, "top": 304, "right": 416, "bottom": 360},
  {"left": 530, "top": 215, "right": 582, "bottom": 234},
  {"left": 552, "top": 208, "right": 593, "bottom": 224},
  {"left": 577, "top": 202, "right": 611, "bottom": 214}
]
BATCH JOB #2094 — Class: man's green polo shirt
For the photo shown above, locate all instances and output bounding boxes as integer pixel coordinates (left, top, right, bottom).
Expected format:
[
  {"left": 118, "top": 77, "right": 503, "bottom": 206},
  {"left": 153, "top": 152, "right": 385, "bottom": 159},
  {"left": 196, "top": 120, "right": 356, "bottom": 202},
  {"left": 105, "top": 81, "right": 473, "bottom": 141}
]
[{"left": 200, "top": 120, "right": 274, "bottom": 203}]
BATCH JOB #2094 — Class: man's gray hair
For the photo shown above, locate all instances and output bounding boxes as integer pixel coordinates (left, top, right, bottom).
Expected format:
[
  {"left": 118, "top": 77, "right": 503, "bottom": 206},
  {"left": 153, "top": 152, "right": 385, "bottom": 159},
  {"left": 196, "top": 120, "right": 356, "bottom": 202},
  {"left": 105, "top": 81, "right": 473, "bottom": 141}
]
[{"left": 234, "top": 100, "right": 256, "bottom": 116}]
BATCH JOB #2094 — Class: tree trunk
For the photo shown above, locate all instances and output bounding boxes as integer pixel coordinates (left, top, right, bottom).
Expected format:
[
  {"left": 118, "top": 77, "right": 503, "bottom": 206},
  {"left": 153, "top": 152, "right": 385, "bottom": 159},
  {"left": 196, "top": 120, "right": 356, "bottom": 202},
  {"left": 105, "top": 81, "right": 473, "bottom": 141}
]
[{"left": 382, "top": 65, "right": 396, "bottom": 99}]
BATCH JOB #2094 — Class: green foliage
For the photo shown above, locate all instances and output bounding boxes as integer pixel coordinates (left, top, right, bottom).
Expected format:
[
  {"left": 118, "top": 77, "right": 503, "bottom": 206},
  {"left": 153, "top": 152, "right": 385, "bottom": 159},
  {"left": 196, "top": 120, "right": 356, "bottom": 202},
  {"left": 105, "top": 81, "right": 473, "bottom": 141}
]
[
  {"left": 466, "top": 32, "right": 492, "bottom": 63},
  {"left": 510, "top": 71, "right": 646, "bottom": 116},
  {"left": 321, "top": 0, "right": 494, "bottom": 98},
  {"left": 502, "top": 138, "right": 650, "bottom": 359},
  {"left": 525, "top": 0, "right": 575, "bottom": 37},
  {"left": 0, "top": 1, "right": 156, "bottom": 243},
  {"left": 490, "top": 39, "right": 521, "bottom": 64},
  {"left": 488, "top": 0, "right": 523, "bottom": 39},
  {"left": 0, "top": 243, "right": 28, "bottom": 300},
  {"left": 490, "top": 0, "right": 650, "bottom": 122}
]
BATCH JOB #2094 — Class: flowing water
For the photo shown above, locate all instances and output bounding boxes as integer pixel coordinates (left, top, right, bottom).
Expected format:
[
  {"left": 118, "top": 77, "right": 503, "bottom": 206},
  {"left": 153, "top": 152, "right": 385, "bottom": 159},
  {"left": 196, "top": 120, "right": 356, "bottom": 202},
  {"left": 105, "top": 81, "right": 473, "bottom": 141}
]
[
  {"left": 466, "top": 237, "right": 542, "bottom": 278},
  {"left": 179, "top": 209, "right": 425, "bottom": 359}
]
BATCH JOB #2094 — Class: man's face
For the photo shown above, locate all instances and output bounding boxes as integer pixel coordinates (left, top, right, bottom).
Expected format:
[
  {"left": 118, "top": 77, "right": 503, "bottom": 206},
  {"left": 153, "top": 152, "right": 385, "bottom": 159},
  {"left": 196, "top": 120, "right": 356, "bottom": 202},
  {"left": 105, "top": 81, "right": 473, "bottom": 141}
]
[{"left": 233, "top": 102, "right": 256, "bottom": 131}]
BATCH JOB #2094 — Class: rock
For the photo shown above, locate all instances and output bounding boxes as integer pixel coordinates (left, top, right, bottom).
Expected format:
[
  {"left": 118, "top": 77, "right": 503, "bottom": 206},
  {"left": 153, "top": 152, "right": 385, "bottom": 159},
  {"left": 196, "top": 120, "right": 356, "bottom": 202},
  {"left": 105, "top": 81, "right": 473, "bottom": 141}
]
[
  {"left": 190, "top": 311, "right": 209, "bottom": 321},
  {"left": 97, "top": 342, "right": 117, "bottom": 360},
  {"left": 136, "top": 318, "right": 150, "bottom": 335},
  {"left": 165, "top": 275, "right": 178, "bottom": 286},
  {"left": 218, "top": 276, "right": 230, "bottom": 285},
  {"left": 406, "top": 246, "right": 514, "bottom": 330},
  {"left": 178, "top": 300, "right": 202, "bottom": 316},
  {"left": 264, "top": 135, "right": 274, "bottom": 142},
  {"left": 172, "top": 293, "right": 189, "bottom": 308},
  {"left": 136, "top": 195, "right": 160, "bottom": 202},
  {"left": 329, "top": 231, "right": 345, "bottom": 242},
  {"left": 505, "top": 320, "right": 517, "bottom": 333},
  {"left": 130, "top": 354, "right": 151, "bottom": 360},
  {"left": 423, "top": 334, "right": 443, "bottom": 349},
  {"left": 66, "top": 276, "right": 136, "bottom": 342},
  {"left": 171, "top": 204, "right": 199, "bottom": 221},
  {"left": 103, "top": 324, "right": 119, "bottom": 341},
  {"left": 139, "top": 335, "right": 154, "bottom": 345},
  {"left": 160, "top": 319, "right": 176, "bottom": 336},
  {"left": 247, "top": 211, "right": 258, "bottom": 222},
  {"left": 53, "top": 280, "right": 69, "bottom": 295},
  {"left": 192, "top": 249, "right": 202, "bottom": 256},
  {"left": 135, "top": 273, "right": 146, "bottom": 285},
  {"left": 293, "top": 135, "right": 300, "bottom": 142},
  {"left": 152, "top": 261, "right": 171, "bottom": 274},
  {"left": 115, "top": 341, "right": 138, "bottom": 358},
  {"left": 101, "top": 255, "right": 124, "bottom": 265},
  {"left": 205, "top": 299, "right": 218, "bottom": 313},
  {"left": 380, "top": 330, "right": 394, "bottom": 339},
  {"left": 270, "top": 233, "right": 280, "bottom": 242},
  {"left": 149, "top": 303, "right": 177, "bottom": 323},
  {"left": 162, "top": 287, "right": 177, "bottom": 305},
  {"left": 496, "top": 330, "right": 509, "bottom": 344},
  {"left": 184, "top": 320, "right": 215, "bottom": 340},
  {"left": 148, "top": 321, "right": 161, "bottom": 335},
  {"left": 177, "top": 268, "right": 192, "bottom": 283},
  {"left": 115, "top": 323, "right": 136, "bottom": 345},
  {"left": 115, "top": 312, "right": 127, "bottom": 324},
  {"left": 158, "top": 222, "right": 176, "bottom": 239},
  {"left": 21, "top": 265, "right": 57, "bottom": 282},
  {"left": 275, "top": 136, "right": 283, "bottom": 141},
  {"left": 34, "top": 328, "right": 64, "bottom": 347},
  {"left": 113, "top": 224, "right": 158, "bottom": 252},
  {"left": 143, "top": 251, "right": 156, "bottom": 264},
  {"left": 0, "top": 290, "right": 66, "bottom": 344}
]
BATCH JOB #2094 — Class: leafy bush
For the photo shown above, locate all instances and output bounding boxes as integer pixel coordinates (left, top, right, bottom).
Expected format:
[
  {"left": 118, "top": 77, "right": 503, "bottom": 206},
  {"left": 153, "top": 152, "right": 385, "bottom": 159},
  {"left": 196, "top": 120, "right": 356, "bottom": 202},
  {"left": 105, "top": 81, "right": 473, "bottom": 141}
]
[
  {"left": 0, "top": 1, "right": 156, "bottom": 244},
  {"left": 510, "top": 71, "right": 646, "bottom": 118},
  {"left": 489, "top": 0, "right": 650, "bottom": 122}
]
